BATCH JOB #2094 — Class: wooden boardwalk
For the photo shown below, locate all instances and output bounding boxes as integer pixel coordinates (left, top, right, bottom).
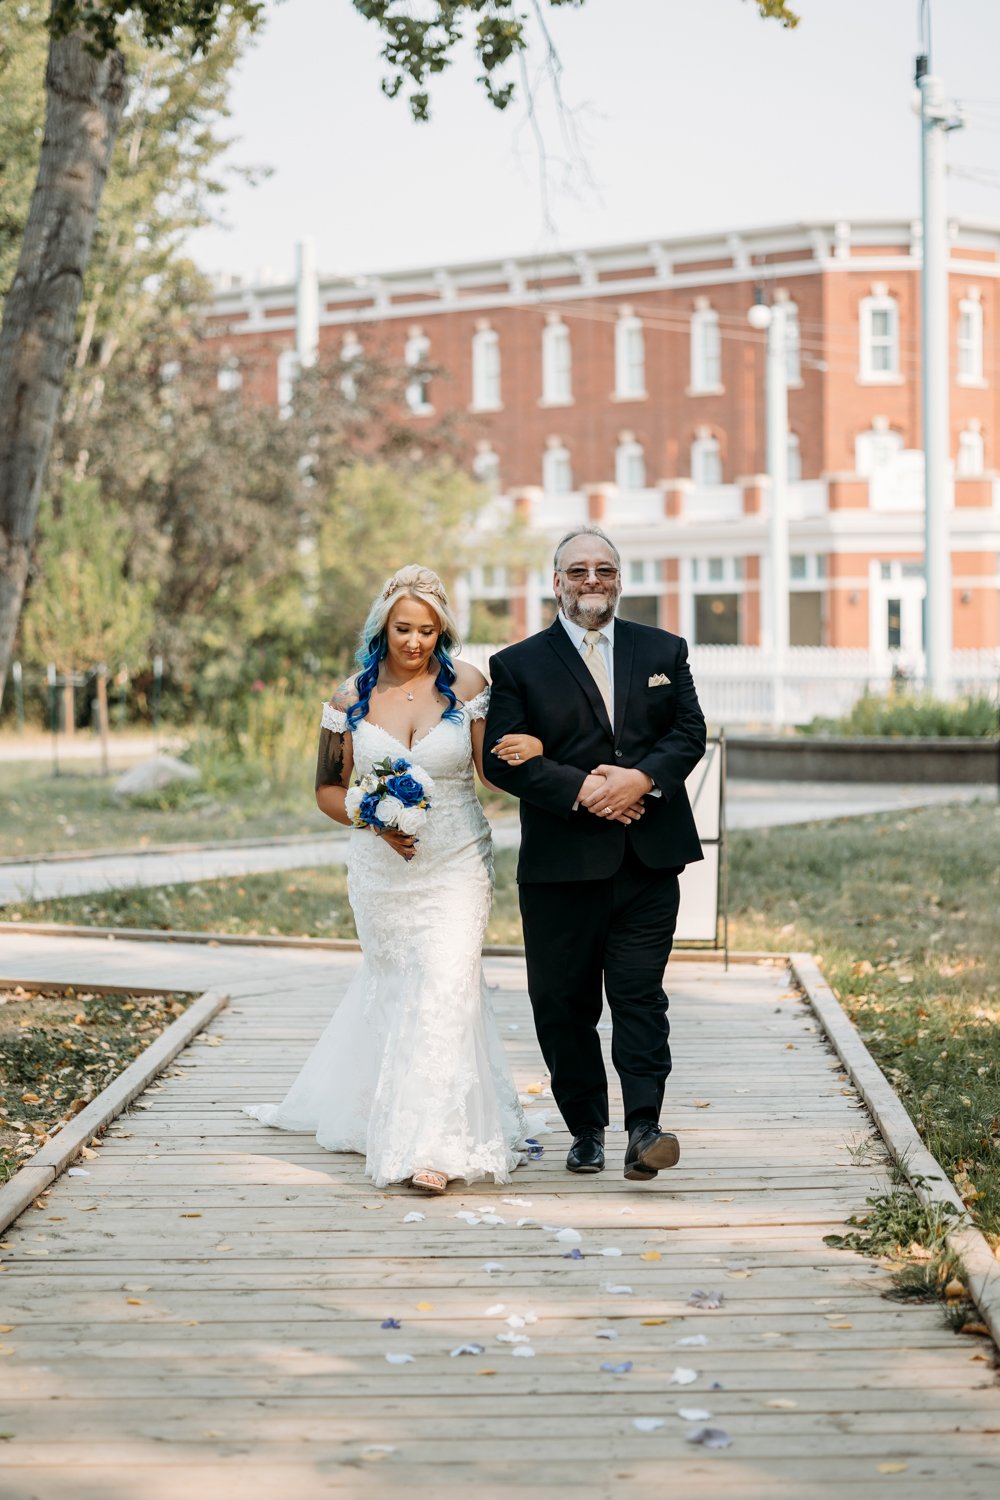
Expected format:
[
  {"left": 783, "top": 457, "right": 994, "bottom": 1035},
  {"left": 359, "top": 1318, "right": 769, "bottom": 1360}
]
[{"left": 1, "top": 931, "right": 998, "bottom": 1499}]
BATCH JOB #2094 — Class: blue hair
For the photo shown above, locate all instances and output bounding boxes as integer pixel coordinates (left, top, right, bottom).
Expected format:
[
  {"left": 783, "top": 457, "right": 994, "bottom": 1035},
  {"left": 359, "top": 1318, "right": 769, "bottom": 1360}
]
[{"left": 347, "top": 629, "right": 464, "bottom": 732}]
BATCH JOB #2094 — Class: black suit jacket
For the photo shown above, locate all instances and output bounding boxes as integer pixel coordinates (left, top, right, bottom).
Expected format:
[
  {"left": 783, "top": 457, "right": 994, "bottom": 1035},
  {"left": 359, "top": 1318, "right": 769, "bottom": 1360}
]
[{"left": 486, "top": 617, "right": 706, "bottom": 883}]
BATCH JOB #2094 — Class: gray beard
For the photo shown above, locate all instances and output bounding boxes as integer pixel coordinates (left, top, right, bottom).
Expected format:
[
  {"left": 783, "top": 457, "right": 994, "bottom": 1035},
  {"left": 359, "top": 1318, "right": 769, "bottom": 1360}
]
[{"left": 565, "top": 595, "right": 617, "bottom": 628}]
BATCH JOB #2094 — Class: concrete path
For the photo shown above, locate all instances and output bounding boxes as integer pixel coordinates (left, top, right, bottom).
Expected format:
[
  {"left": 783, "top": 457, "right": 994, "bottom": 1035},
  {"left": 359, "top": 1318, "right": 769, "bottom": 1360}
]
[
  {"left": 0, "top": 786, "right": 991, "bottom": 906},
  {"left": 0, "top": 932, "right": 997, "bottom": 1497}
]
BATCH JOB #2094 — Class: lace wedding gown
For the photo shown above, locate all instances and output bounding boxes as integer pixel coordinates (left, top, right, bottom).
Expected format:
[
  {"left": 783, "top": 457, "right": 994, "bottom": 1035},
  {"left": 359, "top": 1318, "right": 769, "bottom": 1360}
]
[{"left": 244, "top": 688, "right": 530, "bottom": 1187}]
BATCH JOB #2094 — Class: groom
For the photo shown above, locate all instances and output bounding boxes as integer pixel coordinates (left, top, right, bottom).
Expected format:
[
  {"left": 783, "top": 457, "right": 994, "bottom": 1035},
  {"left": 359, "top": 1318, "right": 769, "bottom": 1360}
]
[{"left": 485, "top": 526, "right": 706, "bottom": 1181}]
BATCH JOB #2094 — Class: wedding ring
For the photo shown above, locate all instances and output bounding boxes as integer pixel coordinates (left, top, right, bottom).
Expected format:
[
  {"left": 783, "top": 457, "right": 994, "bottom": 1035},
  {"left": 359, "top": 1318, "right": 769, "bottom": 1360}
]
[
  {"left": 513, "top": 753, "right": 520, "bottom": 761},
  {"left": 603, "top": 805, "right": 613, "bottom": 814}
]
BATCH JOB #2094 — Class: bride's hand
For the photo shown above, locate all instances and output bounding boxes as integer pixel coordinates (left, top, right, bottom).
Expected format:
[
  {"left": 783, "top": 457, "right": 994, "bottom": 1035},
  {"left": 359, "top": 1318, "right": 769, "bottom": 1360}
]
[
  {"left": 491, "top": 733, "right": 544, "bottom": 766},
  {"left": 377, "top": 828, "right": 418, "bottom": 862}
]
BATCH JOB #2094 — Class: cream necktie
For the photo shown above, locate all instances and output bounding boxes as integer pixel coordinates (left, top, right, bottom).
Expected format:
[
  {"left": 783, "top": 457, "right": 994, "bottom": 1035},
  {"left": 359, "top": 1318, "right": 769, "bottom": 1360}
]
[{"left": 583, "top": 629, "right": 612, "bottom": 720}]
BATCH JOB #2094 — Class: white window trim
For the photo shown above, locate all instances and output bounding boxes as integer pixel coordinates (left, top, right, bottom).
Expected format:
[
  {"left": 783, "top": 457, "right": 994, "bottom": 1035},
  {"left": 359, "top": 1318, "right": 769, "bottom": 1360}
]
[
  {"left": 542, "top": 443, "right": 573, "bottom": 494},
  {"left": 783, "top": 301, "right": 803, "bottom": 388},
  {"left": 956, "top": 424, "right": 985, "bottom": 477},
  {"left": 404, "top": 331, "right": 433, "bottom": 415},
  {"left": 858, "top": 293, "right": 902, "bottom": 385},
  {"left": 471, "top": 327, "right": 502, "bottom": 412},
  {"left": 690, "top": 433, "right": 723, "bottom": 486},
  {"left": 688, "top": 306, "right": 723, "bottom": 396},
  {"left": 614, "top": 313, "right": 647, "bottom": 401},
  {"left": 541, "top": 320, "right": 573, "bottom": 406},
  {"left": 615, "top": 438, "right": 646, "bottom": 491},
  {"left": 957, "top": 297, "right": 986, "bottom": 387}
]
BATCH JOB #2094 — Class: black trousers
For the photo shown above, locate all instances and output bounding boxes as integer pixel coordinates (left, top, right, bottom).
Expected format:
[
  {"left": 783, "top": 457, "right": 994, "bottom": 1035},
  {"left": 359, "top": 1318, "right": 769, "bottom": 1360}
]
[{"left": 518, "top": 841, "right": 683, "bottom": 1135}]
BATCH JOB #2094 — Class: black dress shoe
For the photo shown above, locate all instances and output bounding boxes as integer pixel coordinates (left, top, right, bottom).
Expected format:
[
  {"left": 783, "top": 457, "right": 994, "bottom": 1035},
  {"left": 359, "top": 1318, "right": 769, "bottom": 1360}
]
[
  {"left": 566, "top": 1127, "right": 605, "bottom": 1173},
  {"left": 624, "top": 1122, "right": 680, "bottom": 1181}
]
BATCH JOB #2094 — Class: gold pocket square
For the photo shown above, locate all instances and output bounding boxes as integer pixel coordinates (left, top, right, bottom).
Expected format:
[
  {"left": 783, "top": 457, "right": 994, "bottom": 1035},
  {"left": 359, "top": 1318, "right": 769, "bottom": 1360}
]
[{"left": 648, "top": 672, "right": 671, "bottom": 687}]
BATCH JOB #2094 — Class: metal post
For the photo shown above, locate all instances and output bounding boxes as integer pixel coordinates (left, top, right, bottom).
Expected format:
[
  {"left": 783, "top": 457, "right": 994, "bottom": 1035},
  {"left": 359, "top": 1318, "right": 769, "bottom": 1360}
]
[
  {"left": 766, "top": 303, "right": 790, "bottom": 725},
  {"left": 917, "top": 55, "right": 962, "bottom": 698},
  {"left": 152, "top": 654, "right": 163, "bottom": 743},
  {"left": 295, "top": 237, "right": 319, "bottom": 371},
  {"left": 47, "top": 662, "right": 59, "bottom": 777}
]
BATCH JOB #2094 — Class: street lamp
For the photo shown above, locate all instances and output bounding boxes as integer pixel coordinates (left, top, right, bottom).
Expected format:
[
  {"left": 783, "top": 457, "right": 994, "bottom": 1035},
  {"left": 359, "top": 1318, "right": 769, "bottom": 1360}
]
[{"left": 748, "top": 289, "right": 790, "bottom": 726}]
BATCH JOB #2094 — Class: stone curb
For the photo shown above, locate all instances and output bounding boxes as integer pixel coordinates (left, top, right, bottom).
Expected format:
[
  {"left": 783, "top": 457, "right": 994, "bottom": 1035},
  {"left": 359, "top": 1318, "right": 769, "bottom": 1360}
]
[
  {"left": 0, "top": 830, "right": 346, "bottom": 869},
  {"left": 790, "top": 952, "right": 1000, "bottom": 1349},
  {"left": 0, "top": 986, "right": 229, "bottom": 1234}
]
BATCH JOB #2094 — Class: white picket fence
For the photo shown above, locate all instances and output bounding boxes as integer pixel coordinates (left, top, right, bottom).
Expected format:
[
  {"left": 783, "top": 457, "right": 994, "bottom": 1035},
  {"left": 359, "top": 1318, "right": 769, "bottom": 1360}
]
[{"left": 462, "top": 643, "right": 1000, "bottom": 727}]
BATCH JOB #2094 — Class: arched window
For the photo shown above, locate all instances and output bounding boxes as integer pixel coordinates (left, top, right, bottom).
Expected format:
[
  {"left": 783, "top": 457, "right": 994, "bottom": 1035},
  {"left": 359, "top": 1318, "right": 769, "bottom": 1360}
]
[
  {"left": 691, "top": 431, "right": 723, "bottom": 486},
  {"left": 615, "top": 434, "right": 646, "bottom": 490},
  {"left": 472, "top": 444, "right": 500, "bottom": 494},
  {"left": 690, "top": 305, "right": 721, "bottom": 392},
  {"left": 958, "top": 295, "right": 984, "bottom": 384},
  {"left": 957, "top": 422, "right": 984, "bottom": 476},
  {"left": 217, "top": 355, "right": 241, "bottom": 393},
  {"left": 787, "top": 432, "right": 802, "bottom": 482},
  {"left": 472, "top": 326, "right": 501, "bottom": 409},
  {"left": 859, "top": 291, "right": 900, "bottom": 381},
  {"left": 542, "top": 441, "right": 573, "bottom": 494},
  {"left": 404, "top": 329, "right": 432, "bottom": 413},
  {"left": 855, "top": 420, "right": 903, "bottom": 476},
  {"left": 340, "top": 331, "right": 362, "bottom": 403},
  {"left": 277, "top": 348, "right": 299, "bottom": 418},
  {"left": 615, "top": 309, "right": 645, "bottom": 399},
  {"left": 782, "top": 301, "right": 801, "bottom": 384},
  {"left": 542, "top": 318, "right": 572, "bottom": 404}
]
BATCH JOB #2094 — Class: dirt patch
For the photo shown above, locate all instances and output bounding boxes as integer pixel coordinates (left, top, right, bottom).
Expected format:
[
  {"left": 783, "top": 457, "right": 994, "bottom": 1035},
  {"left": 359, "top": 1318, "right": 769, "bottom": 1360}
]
[{"left": 0, "top": 985, "right": 195, "bottom": 1180}]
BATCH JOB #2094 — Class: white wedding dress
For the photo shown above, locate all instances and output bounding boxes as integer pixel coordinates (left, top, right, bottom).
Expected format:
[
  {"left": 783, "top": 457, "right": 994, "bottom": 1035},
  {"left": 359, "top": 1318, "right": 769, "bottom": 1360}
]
[{"left": 244, "top": 688, "right": 530, "bottom": 1187}]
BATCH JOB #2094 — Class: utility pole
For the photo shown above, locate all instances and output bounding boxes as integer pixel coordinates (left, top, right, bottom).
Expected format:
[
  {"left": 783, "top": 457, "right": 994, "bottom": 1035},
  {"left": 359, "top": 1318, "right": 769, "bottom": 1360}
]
[
  {"left": 916, "top": 52, "right": 963, "bottom": 698},
  {"left": 748, "top": 293, "right": 789, "bottom": 726}
]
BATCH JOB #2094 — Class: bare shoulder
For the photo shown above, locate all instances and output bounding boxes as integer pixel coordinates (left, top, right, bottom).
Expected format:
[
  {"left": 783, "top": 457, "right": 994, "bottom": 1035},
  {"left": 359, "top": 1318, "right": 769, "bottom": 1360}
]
[
  {"left": 330, "top": 674, "right": 360, "bottom": 712},
  {"left": 453, "top": 661, "right": 488, "bottom": 702}
]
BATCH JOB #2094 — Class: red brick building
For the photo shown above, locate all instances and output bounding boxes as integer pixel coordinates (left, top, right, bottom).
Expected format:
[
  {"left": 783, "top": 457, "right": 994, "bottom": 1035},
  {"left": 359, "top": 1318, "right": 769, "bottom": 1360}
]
[{"left": 203, "top": 220, "right": 1000, "bottom": 667}]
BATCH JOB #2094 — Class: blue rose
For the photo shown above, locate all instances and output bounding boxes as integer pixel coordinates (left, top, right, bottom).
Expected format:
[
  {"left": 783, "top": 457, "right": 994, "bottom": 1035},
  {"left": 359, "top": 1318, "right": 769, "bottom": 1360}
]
[
  {"left": 358, "top": 791, "right": 384, "bottom": 828},
  {"left": 392, "top": 758, "right": 408, "bottom": 774},
  {"left": 388, "top": 771, "right": 423, "bottom": 806}
]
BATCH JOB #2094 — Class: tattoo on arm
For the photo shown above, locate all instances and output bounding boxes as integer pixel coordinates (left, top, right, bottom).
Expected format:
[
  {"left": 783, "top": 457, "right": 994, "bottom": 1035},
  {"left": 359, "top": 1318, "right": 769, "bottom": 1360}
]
[{"left": 315, "top": 729, "right": 347, "bottom": 792}]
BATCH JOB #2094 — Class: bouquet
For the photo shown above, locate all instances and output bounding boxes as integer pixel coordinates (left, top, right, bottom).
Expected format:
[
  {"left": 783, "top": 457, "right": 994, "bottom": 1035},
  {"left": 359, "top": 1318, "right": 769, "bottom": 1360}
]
[{"left": 345, "top": 755, "right": 434, "bottom": 836}]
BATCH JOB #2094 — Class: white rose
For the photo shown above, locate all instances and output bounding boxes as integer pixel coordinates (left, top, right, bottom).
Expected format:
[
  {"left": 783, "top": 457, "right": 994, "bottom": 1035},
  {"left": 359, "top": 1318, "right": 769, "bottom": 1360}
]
[
  {"left": 361, "top": 773, "right": 378, "bottom": 793},
  {"left": 344, "top": 786, "right": 364, "bottom": 818},
  {"left": 408, "top": 764, "right": 434, "bottom": 795},
  {"left": 378, "top": 795, "right": 404, "bottom": 827},
  {"left": 396, "top": 805, "right": 429, "bottom": 835}
]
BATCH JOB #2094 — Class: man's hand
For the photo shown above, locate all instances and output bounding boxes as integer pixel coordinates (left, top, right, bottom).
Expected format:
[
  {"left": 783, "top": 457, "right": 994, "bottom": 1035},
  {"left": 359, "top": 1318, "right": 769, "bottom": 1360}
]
[{"left": 581, "top": 765, "right": 654, "bottom": 819}]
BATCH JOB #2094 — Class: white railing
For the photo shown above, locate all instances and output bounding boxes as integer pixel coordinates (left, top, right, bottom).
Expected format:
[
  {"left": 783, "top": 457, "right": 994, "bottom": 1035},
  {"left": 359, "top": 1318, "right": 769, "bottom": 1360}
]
[
  {"left": 681, "top": 484, "right": 743, "bottom": 523},
  {"left": 461, "top": 642, "right": 1000, "bottom": 727}
]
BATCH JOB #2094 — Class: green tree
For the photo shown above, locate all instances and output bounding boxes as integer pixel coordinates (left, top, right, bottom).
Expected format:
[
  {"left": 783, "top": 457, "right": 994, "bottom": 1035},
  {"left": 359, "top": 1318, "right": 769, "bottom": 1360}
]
[
  {"left": 0, "top": 0, "right": 799, "bottom": 698},
  {"left": 23, "top": 477, "right": 155, "bottom": 768}
]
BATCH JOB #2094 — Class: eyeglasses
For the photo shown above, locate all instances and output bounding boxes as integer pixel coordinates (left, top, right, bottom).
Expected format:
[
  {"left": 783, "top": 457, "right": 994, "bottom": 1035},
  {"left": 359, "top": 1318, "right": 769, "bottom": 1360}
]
[{"left": 561, "top": 565, "right": 620, "bottom": 582}]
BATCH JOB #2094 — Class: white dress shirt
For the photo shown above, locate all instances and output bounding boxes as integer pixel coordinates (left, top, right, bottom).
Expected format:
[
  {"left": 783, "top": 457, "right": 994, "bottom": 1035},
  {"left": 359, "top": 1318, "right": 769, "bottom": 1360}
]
[
  {"left": 558, "top": 610, "right": 615, "bottom": 723},
  {"left": 559, "top": 609, "right": 660, "bottom": 805}
]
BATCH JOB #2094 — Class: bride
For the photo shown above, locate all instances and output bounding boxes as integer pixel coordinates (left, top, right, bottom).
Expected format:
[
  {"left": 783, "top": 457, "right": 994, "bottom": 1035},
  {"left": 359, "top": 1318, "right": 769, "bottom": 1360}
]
[{"left": 244, "top": 564, "right": 538, "bottom": 1194}]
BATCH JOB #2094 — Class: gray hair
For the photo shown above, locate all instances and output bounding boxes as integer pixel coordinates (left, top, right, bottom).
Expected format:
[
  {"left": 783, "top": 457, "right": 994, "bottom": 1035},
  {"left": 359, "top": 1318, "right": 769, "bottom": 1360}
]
[{"left": 553, "top": 526, "right": 621, "bottom": 572}]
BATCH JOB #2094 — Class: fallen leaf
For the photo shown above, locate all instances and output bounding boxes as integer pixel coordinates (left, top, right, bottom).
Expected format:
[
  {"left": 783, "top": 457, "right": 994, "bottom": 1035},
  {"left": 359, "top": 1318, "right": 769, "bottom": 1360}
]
[
  {"left": 477, "top": 1368, "right": 497, "bottom": 1376},
  {"left": 126, "top": 1299, "right": 146, "bottom": 1306},
  {"left": 685, "top": 1426, "right": 732, "bottom": 1448},
  {"left": 641, "top": 1318, "right": 668, "bottom": 1326},
  {"left": 827, "top": 1321, "right": 853, "bottom": 1329},
  {"left": 876, "top": 1463, "right": 908, "bottom": 1474},
  {"left": 960, "top": 1322, "right": 990, "bottom": 1337},
  {"left": 943, "top": 1279, "right": 966, "bottom": 1300},
  {"left": 415, "top": 1301, "right": 433, "bottom": 1312},
  {"left": 180, "top": 1213, "right": 202, "bottom": 1219},
  {"left": 766, "top": 1399, "right": 798, "bottom": 1409},
  {"left": 640, "top": 1251, "right": 662, "bottom": 1262},
  {"left": 693, "top": 1100, "right": 711, "bottom": 1109}
]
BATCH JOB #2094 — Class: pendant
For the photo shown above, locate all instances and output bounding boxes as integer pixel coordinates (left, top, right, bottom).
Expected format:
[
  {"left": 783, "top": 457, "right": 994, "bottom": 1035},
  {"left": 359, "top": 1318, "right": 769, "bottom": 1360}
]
[{"left": 407, "top": 691, "right": 413, "bottom": 701}]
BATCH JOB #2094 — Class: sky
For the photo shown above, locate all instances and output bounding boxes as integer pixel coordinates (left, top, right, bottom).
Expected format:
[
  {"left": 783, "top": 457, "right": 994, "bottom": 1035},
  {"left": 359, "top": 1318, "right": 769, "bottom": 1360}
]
[{"left": 185, "top": 0, "right": 1000, "bottom": 284}]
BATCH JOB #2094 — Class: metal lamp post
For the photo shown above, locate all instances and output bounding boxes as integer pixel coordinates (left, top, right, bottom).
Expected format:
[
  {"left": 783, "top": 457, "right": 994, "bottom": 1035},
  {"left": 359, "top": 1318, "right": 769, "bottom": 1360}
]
[{"left": 749, "top": 293, "right": 790, "bottom": 726}]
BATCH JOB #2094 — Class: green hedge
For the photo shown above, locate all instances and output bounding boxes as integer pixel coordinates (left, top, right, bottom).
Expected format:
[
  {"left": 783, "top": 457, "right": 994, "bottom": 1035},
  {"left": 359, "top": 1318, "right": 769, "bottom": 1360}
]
[{"left": 803, "top": 692, "right": 998, "bottom": 738}]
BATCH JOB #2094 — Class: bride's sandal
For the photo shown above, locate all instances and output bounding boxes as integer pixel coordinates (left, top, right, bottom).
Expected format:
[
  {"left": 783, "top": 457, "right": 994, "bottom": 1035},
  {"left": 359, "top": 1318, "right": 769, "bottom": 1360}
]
[{"left": 410, "top": 1169, "right": 448, "bottom": 1195}]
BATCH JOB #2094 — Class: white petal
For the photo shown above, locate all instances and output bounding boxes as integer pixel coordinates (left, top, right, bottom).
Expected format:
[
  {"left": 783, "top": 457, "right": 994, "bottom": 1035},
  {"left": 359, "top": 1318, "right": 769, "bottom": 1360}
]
[
  {"left": 496, "top": 1331, "right": 530, "bottom": 1344},
  {"left": 67, "top": 1167, "right": 90, "bottom": 1177},
  {"left": 516, "top": 1217, "right": 536, "bottom": 1228},
  {"left": 599, "top": 1247, "right": 622, "bottom": 1257},
  {"left": 670, "top": 1367, "right": 698, "bottom": 1385},
  {"left": 484, "top": 1304, "right": 506, "bottom": 1317},
  {"left": 555, "top": 1228, "right": 582, "bottom": 1245},
  {"left": 481, "top": 1262, "right": 504, "bottom": 1273},
  {"left": 602, "top": 1284, "right": 633, "bottom": 1295},
  {"left": 633, "top": 1418, "right": 665, "bottom": 1432},
  {"left": 385, "top": 1353, "right": 415, "bottom": 1365},
  {"left": 596, "top": 1329, "right": 619, "bottom": 1340},
  {"left": 506, "top": 1314, "right": 526, "bottom": 1328},
  {"left": 676, "top": 1334, "right": 709, "bottom": 1347},
  {"left": 677, "top": 1407, "right": 712, "bottom": 1422},
  {"left": 511, "top": 1345, "right": 535, "bottom": 1357},
  {"left": 402, "top": 1211, "right": 425, "bottom": 1223}
]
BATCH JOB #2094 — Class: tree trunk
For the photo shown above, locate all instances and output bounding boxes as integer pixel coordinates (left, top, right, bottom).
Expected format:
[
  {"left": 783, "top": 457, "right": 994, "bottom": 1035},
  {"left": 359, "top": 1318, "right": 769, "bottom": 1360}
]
[
  {"left": 96, "top": 666, "right": 110, "bottom": 776},
  {"left": 0, "top": 19, "right": 128, "bottom": 700}
]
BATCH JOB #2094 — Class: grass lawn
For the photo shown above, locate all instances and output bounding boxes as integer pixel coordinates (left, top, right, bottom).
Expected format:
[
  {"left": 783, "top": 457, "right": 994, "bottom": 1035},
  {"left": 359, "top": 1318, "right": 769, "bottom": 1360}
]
[
  {"left": 0, "top": 760, "right": 328, "bottom": 860},
  {"left": 4, "top": 801, "right": 998, "bottom": 1248},
  {"left": 0, "top": 984, "right": 195, "bottom": 1182}
]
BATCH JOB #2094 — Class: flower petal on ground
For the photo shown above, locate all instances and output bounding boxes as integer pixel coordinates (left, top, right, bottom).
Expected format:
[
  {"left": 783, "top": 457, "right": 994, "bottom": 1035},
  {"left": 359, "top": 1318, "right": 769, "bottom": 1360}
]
[
  {"left": 669, "top": 1367, "right": 698, "bottom": 1385},
  {"left": 685, "top": 1426, "right": 732, "bottom": 1448},
  {"left": 633, "top": 1417, "right": 665, "bottom": 1432},
  {"left": 385, "top": 1353, "right": 415, "bottom": 1365}
]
